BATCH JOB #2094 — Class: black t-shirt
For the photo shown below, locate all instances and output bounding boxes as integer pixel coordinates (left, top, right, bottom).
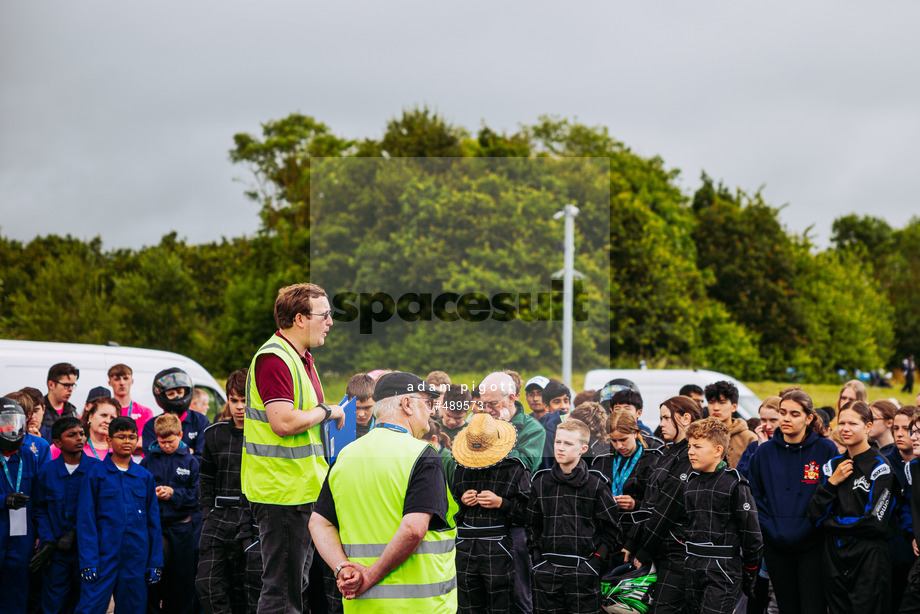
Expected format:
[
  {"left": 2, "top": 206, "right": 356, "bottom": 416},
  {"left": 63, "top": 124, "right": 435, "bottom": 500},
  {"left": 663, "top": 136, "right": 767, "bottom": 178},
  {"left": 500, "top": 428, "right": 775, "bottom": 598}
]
[{"left": 313, "top": 445, "right": 449, "bottom": 530}]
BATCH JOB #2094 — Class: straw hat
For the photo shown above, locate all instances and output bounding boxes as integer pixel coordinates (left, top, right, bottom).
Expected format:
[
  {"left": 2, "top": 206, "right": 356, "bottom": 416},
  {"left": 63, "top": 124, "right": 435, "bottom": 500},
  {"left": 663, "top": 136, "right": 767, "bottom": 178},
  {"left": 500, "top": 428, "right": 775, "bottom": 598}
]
[{"left": 452, "top": 413, "right": 517, "bottom": 469}]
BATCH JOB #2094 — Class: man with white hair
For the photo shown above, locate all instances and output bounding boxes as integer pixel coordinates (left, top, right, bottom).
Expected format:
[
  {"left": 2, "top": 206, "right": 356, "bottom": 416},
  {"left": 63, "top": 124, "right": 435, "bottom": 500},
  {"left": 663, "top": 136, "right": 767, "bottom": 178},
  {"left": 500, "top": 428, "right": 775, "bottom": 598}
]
[
  {"left": 476, "top": 371, "right": 546, "bottom": 614},
  {"left": 310, "top": 372, "right": 458, "bottom": 613},
  {"left": 477, "top": 372, "right": 546, "bottom": 474}
]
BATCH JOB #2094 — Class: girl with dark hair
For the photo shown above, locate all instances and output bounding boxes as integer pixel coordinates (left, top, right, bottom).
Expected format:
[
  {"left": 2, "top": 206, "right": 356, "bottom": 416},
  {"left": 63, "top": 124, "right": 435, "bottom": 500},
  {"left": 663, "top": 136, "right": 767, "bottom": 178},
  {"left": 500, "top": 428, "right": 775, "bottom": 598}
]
[
  {"left": 748, "top": 388, "right": 839, "bottom": 614},
  {"left": 808, "top": 401, "right": 896, "bottom": 614},
  {"left": 622, "top": 396, "right": 701, "bottom": 614}
]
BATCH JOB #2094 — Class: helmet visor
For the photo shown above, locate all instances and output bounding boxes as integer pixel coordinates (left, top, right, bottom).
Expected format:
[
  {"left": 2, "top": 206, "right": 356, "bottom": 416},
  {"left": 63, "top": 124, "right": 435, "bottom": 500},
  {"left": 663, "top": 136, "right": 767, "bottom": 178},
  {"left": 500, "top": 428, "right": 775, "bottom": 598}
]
[
  {"left": 0, "top": 413, "right": 26, "bottom": 437},
  {"left": 154, "top": 371, "right": 194, "bottom": 392},
  {"left": 599, "top": 383, "right": 631, "bottom": 404}
]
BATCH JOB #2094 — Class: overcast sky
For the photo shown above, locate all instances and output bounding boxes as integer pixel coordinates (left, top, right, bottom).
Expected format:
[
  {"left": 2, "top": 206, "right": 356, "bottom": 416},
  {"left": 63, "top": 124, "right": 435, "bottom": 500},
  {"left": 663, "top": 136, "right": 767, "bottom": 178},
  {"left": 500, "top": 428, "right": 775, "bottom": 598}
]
[{"left": 2, "top": 1, "right": 918, "bottom": 250}]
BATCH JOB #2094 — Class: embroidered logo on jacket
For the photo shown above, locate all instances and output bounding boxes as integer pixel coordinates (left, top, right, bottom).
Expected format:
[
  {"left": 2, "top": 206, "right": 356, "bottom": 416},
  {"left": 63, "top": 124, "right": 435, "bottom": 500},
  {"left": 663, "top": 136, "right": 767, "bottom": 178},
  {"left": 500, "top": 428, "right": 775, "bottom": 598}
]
[
  {"left": 803, "top": 462, "right": 820, "bottom": 484},
  {"left": 870, "top": 464, "right": 890, "bottom": 481},
  {"left": 852, "top": 476, "right": 871, "bottom": 493},
  {"left": 176, "top": 467, "right": 190, "bottom": 476}
]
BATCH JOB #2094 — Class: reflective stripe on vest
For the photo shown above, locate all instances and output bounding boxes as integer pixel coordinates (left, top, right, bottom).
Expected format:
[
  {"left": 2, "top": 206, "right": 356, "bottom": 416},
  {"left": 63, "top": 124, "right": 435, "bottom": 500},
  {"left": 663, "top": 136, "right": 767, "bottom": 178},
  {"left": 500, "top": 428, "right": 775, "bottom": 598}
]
[
  {"left": 357, "top": 576, "right": 458, "bottom": 600},
  {"left": 242, "top": 335, "right": 327, "bottom": 505},
  {"left": 244, "top": 441, "right": 325, "bottom": 460},
  {"left": 343, "top": 538, "right": 456, "bottom": 558},
  {"left": 331, "top": 428, "right": 458, "bottom": 613}
]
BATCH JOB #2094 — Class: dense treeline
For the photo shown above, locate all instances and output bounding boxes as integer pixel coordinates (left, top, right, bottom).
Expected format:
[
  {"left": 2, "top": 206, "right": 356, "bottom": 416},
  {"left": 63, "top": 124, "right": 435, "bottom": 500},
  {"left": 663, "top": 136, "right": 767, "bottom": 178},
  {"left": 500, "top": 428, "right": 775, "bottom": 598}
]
[{"left": 1, "top": 108, "right": 916, "bottom": 382}]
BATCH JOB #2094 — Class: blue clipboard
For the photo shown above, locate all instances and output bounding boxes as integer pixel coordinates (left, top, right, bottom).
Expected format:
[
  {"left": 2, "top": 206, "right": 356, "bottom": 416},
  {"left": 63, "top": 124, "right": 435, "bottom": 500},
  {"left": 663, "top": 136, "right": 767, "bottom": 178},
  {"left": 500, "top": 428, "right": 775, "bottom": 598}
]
[{"left": 324, "top": 395, "right": 357, "bottom": 465}]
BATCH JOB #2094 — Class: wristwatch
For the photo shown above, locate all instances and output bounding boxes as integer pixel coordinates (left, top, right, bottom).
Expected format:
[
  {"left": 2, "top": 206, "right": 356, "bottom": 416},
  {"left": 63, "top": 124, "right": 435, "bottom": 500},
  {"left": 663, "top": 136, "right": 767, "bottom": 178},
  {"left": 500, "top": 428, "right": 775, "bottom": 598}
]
[{"left": 317, "top": 403, "right": 332, "bottom": 423}]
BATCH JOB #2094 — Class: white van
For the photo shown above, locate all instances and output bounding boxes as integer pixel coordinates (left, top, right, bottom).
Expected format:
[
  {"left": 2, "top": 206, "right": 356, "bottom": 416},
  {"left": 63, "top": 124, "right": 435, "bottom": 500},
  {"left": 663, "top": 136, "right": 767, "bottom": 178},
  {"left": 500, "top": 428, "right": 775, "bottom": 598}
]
[
  {"left": 0, "top": 340, "right": 226, "bottom": 422},
  {"left": 584, "top": 368, "right": 762, "bottom": 430}
]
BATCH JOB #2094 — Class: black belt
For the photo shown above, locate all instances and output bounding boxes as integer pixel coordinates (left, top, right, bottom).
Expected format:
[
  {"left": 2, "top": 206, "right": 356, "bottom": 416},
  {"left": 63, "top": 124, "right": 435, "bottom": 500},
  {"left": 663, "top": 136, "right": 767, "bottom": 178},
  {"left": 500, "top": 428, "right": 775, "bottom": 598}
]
[
  {"left": 215, "top": 495, "right": 243, "bottom": 509},
  {"left": 457, "top": 525, "right": 507, "bottom": 539},
  {"left": 684, "top": 541, "right": 738, "bottom": 558},
  {"left": 543, "top": 553, "right": 588, "bottom": 567}
]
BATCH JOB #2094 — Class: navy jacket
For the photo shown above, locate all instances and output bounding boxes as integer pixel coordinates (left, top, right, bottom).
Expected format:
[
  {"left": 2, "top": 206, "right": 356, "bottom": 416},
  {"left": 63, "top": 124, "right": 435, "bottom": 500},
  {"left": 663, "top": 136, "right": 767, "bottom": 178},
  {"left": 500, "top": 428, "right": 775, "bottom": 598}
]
[
  {"left": 33, "top": 453, "right": 99, "bottom": 544},
  {"left": 141, "top": 442, "right": 200, "bottom": 525},
  {"left": 748, "top": 430, "right": 838, "bottom": 552},
  {"left": 142, "top": 410, "right": 210, "bottom": 459}
]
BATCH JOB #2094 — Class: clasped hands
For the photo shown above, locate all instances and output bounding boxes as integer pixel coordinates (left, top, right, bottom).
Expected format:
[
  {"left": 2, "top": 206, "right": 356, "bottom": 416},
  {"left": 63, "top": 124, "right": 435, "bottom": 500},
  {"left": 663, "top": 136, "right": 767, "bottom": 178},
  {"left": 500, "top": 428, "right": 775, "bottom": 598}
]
[
  {"left": 460, "top": 489, "right": 503, "bottom": 508},
  {"left": 335, "top": 561, "right": 376, "bottom": 599}
]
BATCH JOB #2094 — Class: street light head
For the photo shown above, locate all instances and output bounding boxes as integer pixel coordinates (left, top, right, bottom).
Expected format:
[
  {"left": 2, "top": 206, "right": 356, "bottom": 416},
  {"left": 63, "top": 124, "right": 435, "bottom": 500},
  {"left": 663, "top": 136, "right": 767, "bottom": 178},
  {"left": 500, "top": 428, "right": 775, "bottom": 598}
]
[{"left": 553, "top": 210, "right": 565, "bottom": 220}]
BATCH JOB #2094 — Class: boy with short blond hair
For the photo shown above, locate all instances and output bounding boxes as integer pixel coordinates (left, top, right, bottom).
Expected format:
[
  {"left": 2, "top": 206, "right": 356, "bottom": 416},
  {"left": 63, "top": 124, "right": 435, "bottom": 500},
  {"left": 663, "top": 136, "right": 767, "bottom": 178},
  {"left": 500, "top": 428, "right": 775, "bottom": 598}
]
[
  {"left": 683, "top": 417, "right": 763, "bottom": 614},
  {"left": 526, "top": 418, "right": 622, "bottom": 614},
  {"left": 142, "top": 413, "right": 199, "bottom": 613},
  {"left": 427, "top": 370, "right": 451, "bottom": 418}
]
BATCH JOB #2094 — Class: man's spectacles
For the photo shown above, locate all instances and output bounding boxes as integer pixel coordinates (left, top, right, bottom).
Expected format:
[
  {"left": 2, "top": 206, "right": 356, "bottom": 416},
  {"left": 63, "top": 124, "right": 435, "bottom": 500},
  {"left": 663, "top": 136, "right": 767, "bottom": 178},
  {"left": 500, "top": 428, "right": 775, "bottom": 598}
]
[
  {"left": 411, "top": 396, "right": 434, "bottom": 410},
  {"left": 305, "top": 311, "right": 333, "bottom": 320},
  {"left": 111, "top": 434, "right": 138, "bottom": 442},
  {"left": 483, "top": 400, "right": 506, "bottom": 411},
  {"left": 54, "top": 381, "right": 77, "bottom": 390}
]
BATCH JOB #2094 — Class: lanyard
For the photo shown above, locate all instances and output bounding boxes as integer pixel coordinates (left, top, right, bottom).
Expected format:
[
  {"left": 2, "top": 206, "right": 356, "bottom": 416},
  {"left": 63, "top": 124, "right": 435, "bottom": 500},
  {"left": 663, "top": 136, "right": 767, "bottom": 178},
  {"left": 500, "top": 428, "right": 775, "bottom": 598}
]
[
  {"left": 0, "top": 453, "right": 23, "bottom": 492},
  {"left": 376, "top": 422, "right": 409, "bottom": 434},
  {"left": 86, "top": 440, "right": 104, "bottom": 461},
  {"left": 611, "top": 443, "right": 643, "bottom": 497}
]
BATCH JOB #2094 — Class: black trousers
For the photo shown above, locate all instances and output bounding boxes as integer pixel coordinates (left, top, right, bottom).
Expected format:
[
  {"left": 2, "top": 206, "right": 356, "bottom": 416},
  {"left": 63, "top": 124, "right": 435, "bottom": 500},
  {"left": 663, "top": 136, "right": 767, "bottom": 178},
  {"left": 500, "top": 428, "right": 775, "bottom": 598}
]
[
  {"left": 510, "top": 526, "right": 533, "bottom": 614},
  {"left": 148, "top": 520, "right": 197, "bottom": 614},
  {"left": 457, "top": 537, "right": 515, "bottom": 614},
  {"left": 900, "top": 557, "right": 920, "bottom": 614},
  {"left": 822, "top": 535, "right": 890, "bottom": 614},
  {"left": 197, "top": 507, "right": 262, "bottom": 614},
  {"left": 763, "top": 541, "right": 826, "bottom": 614},
  {"left": 532, "top": 559, "right": 601, "bottom": 614},
  {"left": 684, "top": 557, "right": 741, "bottom": 614},
  {"left": 251, "top": 502, "right": 315, "bottom": 614},
  {"left": 649, "top": 554, "right": 686, "bottom": 614}
]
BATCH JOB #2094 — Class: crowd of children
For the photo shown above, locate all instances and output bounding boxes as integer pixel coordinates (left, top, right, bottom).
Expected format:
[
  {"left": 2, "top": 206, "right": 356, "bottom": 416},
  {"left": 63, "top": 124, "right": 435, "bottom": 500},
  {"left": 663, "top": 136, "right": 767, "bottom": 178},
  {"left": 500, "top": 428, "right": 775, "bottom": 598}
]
[{"left": 5, "top": 361, "right": 920, "bottom": 614}]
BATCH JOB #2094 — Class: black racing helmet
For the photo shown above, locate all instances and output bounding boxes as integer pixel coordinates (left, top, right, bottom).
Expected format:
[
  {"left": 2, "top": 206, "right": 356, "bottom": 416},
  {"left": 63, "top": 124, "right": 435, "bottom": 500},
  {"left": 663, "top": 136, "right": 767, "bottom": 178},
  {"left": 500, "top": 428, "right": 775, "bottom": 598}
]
[
  {"left": 599, "top": 378, "right": 640, "bottom": 409},
  {"left": 0, "top": 397, "right": 27, "bottom": 454},
  {"left": 152, "top": 368, "right": 194, "bottom": 414}
]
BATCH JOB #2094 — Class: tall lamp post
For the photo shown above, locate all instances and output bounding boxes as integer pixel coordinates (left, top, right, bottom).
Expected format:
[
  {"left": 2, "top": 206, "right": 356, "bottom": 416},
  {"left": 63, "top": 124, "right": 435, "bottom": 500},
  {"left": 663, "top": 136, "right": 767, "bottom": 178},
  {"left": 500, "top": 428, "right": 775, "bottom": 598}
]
[{"left": 553, "top": 203, "right": 579, "bottom": 389}]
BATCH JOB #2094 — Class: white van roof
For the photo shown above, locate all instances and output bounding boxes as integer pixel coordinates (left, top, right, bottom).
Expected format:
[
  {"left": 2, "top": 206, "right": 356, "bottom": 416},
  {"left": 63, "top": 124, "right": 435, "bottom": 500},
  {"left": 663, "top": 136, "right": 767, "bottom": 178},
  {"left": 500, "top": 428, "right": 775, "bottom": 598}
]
[
  {"left": 585, "top": 368, "right": 762, "bottom": 429},
  {"left": 0, "top": 340, "right": 225, "bottom": 415}
]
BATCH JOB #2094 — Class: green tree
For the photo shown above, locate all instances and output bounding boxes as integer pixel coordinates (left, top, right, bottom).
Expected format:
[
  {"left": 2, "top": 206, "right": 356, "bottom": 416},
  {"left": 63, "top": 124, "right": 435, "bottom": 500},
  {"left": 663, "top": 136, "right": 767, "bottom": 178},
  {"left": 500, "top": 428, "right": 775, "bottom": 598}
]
[
  {"left": 380, "top": 107, "right": 466, "bottom": 158},
  {"left": 691, "top": 174, "right": 805, "bottom": 375}
]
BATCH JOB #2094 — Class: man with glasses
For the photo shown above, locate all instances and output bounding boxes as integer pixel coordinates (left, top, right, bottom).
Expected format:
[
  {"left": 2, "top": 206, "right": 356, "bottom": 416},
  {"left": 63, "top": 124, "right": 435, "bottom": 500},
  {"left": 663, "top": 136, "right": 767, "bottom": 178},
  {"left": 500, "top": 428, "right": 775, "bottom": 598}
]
[
  {"left": 476, "top": 371, "right": 546, "bottom": 614},
  {"left": 41, "top": 362, "right": 80, "bottom": 444},
  {"left": 242, "top": 283, "right": 345, "bottom": 614}
]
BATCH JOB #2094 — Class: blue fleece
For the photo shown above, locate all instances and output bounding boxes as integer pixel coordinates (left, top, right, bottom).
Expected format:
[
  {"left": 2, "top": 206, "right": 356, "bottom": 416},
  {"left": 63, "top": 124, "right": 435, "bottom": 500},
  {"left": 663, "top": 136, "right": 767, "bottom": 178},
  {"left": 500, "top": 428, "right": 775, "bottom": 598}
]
[
  {"left": 141, "top": 442, "right": 200, "bottom": 525},
  {"left": 748, "top": 429, "right": 839, "bottom": 552}
]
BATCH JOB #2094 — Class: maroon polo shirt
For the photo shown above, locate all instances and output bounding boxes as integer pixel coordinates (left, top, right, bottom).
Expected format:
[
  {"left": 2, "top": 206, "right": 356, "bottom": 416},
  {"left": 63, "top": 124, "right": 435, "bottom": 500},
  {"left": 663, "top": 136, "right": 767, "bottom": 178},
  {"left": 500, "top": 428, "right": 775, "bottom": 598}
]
[{"left": 254, "top": 331, "right": 324, "bottom": 406}]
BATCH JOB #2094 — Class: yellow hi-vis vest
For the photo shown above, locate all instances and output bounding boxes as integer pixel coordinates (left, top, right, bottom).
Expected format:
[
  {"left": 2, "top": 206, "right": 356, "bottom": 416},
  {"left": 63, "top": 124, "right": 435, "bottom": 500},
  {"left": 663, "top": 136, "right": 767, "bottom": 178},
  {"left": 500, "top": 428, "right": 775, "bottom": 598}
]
[
  {"left": 242, "top": 335, "right": 328, "bottom": 505},
  {"left": 329, "top": 427, "right": 458, "bottom": 613}
]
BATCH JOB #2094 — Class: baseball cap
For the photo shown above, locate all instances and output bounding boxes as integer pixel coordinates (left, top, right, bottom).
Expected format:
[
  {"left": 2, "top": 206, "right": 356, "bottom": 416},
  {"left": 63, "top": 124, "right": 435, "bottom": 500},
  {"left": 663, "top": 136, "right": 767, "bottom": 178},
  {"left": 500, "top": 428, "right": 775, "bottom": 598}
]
[
  {"left": 373, "top": 372, "right": 441, "bottom": 402},
  {"left": 524, "top": 376, "right": 550, "bottom": 391},
  {"left": 86, "top": 386, "right": 112, "bottom": 404}
]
